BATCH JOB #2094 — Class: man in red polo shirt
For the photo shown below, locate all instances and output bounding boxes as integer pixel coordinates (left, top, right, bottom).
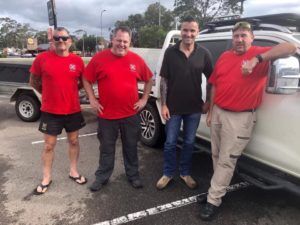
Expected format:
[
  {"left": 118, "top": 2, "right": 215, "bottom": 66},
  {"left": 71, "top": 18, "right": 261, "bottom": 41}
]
[
  {"left": 30, "top": 27, "right": 87, "bottom": 195},
  {"left": 199, "top": 21, "right": 296, "bottom": 220},
  {"left": 83, "top": 26, "right": 153, "bottom": 191}
]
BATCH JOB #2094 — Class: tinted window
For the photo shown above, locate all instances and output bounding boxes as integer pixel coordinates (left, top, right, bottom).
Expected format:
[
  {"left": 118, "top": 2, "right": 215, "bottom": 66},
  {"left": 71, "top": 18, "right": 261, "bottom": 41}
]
[
  {"left": 252, "top": 40, "right": 277, "bottom": 47},
  {"left": 197, "top": 40, "right": 229, "bottom": 66}
]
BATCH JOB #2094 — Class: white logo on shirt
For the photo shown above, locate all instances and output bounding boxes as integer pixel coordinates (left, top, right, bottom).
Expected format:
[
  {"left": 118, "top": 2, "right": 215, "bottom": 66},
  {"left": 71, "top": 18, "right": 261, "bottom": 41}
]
[
  {"left": 69, "top": 64, "right": 76, "bottom": 72},
  {"left": 129, "top": 64, "right": 136, "bottom": 72}
]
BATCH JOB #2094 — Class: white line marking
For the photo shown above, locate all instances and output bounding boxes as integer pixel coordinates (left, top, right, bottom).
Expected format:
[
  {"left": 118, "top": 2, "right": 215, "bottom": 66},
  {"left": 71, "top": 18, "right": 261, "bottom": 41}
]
[
  {"left": 31, "top": 132, "right": 97, "bottom": 145},
  {"left": 93, "top": 182, "right": 250, "bottom": 225}
]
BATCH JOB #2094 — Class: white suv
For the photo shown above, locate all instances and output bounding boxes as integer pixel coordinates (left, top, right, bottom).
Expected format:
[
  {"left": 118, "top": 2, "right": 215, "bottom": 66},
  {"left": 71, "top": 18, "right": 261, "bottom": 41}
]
[{"left": 139, "top": 13, "right": 300, "bottom": 196}]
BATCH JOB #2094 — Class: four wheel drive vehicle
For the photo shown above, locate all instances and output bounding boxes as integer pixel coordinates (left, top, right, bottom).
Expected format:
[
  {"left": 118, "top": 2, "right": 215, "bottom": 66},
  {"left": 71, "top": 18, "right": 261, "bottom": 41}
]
[
  {"left": 0, "top": 58, "right": 93, "bottom": 122},
  {"left": 138, "top": 13, "right": 300, "bottom": 196}
]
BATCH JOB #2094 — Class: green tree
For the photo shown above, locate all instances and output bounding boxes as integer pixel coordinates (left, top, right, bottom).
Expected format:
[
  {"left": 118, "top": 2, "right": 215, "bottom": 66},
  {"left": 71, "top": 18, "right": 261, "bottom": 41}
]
[
  {"left": 115, "top": 14, "right": 145, "bottom": 46},
  {"left": 75, "top": 34, "right": 97, "bottom": 53},
  {"left": 173, "top": 0, "right": 242, "bottom": 26},
  {"left": 113, "top": 3, "right": 174, "bottom": 47},
  {"left": 144, "top": 3, "right": 174, "bottom": 30},
  {"left": 0, "top": 17, "right": 36, "bottom": 49},
  {"left": 35, "top": 31, "right": 48, "bottom": 44},
  {"left": 139, "top": 25, "right": 166, "bottom": 48}
]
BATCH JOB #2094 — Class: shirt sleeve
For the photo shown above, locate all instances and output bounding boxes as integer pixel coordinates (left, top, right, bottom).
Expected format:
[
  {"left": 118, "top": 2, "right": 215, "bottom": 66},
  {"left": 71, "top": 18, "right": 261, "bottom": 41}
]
[
  {"left": 203, "top": 49, "right": 213, "bottom": 80},
  {"left": 159, "top": 48, "right": 170, "bottom": 79},
  {"left": 29, "top": 54, "right": 42, "bottom": 77},
  {"left": 83, "top": 56, "right": 97, "bottom": 83},
  {"left": 139, "top": 57, "right": 153, "bottom": 82}
]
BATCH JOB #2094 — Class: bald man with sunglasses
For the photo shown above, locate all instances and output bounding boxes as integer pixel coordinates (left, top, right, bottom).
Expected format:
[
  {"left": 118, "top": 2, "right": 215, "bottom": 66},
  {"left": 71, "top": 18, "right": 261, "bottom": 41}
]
[
  {"left": 199, "top": 21, "right": 297, "bottom": 221},
  {"left": 30, "top": 27, "right": 87, "bottom": 195}
]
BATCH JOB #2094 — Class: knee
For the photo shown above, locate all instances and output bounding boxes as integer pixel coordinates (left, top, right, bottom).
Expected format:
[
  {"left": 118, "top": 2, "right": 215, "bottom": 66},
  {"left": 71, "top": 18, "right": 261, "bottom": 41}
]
[
  {"left": 44, "top": 142, "right": 55, "bottom": 152},
  {"left": 164, "top": 139, "right": 177, "bottom": 150},
  {"left": 218, "top": 157, "right": 237, "bottom": 170},
  {"left": 68, "top": 138, "right": 79, "bottom": 147}
]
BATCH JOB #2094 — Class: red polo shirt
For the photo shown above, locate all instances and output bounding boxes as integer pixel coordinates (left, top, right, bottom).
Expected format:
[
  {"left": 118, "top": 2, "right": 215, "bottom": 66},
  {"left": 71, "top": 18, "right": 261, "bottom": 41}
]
[
  {"left": 30, "top": 51, "right": 84, "bottom": 114},
  {"left": 209, "top": 46, "right": 271, "bottom": 111}
]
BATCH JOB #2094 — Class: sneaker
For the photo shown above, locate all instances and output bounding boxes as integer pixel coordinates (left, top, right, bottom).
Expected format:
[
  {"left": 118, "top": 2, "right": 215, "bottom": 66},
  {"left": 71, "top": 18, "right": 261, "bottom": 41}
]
[
  {"left": 156, "top": 175, "right": 172, "bottom": 190},
  {"left": 199, "top": 202, "right": 219, "bottom": 221},
  {"left": 180, "top": 175, "right": 198, "bottom": 189}
]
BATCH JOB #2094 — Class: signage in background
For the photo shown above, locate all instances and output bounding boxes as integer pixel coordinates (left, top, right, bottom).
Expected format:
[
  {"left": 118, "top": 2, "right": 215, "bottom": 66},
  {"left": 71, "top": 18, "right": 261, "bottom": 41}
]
[
  {"left": 27, "top": 38, "right": 38, "bottom": 51},
  {"left": 47, "top": 0, "right": 57, "bottom": 28}
]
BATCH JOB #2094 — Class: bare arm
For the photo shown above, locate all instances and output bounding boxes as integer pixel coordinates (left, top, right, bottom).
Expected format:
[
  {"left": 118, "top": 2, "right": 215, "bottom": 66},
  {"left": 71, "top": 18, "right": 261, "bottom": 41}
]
[
  {"left": 78, "top": 77, "right": 83, "bottom": 90},
  {"left": 29, "top": 73, "right": 42, "bottom": 94},
  {"left": 243, "top": 43, "right": 297, "bottom": 75},
  {"left": 82, "top": 77, "right": 103, "bottom": 113},
  {"left": 159, "top": 76, "right": 170, "bottom": 120},
  {"left": 260, "top": 42, "right": 297, "bottom": 62},
  {"left": 134, "top": 79, "right": 153, "bottom": 111},
  {"left": 202, "top": 83, "right": 212, "bottom": 114},
  {"left": 160, "top": 77, "right": 168, "bottom": 106}
]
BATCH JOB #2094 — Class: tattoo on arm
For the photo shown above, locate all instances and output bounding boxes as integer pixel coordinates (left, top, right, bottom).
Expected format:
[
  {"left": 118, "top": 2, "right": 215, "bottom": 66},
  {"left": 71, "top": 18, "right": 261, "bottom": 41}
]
[
  {"left": 29, "top": 74, "right": 42, "bottom": 93},
  {"left": 160, "top": 77, "right": 168, "bottom": 106}
]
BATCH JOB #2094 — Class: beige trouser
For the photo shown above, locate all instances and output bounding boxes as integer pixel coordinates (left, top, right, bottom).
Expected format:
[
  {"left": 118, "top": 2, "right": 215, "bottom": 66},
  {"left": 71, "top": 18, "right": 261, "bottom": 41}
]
[{"left": 207, "top": 105, "right": 257, "bottom": 207}]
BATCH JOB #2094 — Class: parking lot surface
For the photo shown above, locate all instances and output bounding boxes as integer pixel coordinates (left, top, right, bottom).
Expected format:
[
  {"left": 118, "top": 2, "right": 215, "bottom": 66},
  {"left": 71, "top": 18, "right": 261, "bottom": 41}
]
[{"left": 0, "top": 95, "right": 300, "bottom": 225}]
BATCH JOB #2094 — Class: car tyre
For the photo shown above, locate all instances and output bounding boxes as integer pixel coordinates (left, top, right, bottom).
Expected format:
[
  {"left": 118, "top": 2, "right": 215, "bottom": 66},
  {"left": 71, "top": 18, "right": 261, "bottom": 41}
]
[
  {"left": 15, "top": 94, "right": 41, "bottom": 122},
  {"left": 140, "top": 103, "right": 164, "bottom": 147}
]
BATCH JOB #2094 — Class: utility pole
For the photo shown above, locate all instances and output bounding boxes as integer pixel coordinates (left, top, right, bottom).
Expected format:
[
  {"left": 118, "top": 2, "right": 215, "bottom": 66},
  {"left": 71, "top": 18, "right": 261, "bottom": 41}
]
[
  {"left": 158, "top": 1, "right": 161, "bottom": 27},
  {"left": 100, "top": 9, "right": 107, "bottom": 40},
  {"left": 240, "top": 0, "right": 246, "bottom": 15}
]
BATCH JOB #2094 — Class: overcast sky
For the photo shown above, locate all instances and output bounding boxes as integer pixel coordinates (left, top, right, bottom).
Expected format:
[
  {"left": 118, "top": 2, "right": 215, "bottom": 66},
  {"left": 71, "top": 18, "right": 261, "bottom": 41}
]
[{"left": 0, "top": 0, "right": 299, "bottom": 39}]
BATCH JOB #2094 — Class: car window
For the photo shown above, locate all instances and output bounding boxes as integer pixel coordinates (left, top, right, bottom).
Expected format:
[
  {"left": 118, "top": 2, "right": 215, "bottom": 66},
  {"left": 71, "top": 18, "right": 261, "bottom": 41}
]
[
  {"left": 197, "top": 40, "right": 229, "bottom": 66},
  {"left": 293, "top": 35, "right": 300, "bottom": 41},
  {"left": 252, "top": 40, "right": 277, "bottom": 47}
]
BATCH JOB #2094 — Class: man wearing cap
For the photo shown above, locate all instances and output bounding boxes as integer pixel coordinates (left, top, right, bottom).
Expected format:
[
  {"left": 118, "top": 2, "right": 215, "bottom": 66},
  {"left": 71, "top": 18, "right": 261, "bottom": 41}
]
[{"left": 199, "top": 21, "right": 296, "bottom": 220}]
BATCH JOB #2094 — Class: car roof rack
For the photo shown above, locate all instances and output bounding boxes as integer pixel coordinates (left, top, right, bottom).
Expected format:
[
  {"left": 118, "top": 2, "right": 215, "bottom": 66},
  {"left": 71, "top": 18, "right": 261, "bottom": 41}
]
[{"left": 201, "top": 13, "right": 300, "bottom": 34}]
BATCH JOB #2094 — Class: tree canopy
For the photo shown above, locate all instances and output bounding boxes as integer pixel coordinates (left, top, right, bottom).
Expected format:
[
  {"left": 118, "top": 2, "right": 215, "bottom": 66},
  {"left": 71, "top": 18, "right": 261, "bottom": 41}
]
[{"left": 0, "top": 0, "right": 243, "bottom": 50}]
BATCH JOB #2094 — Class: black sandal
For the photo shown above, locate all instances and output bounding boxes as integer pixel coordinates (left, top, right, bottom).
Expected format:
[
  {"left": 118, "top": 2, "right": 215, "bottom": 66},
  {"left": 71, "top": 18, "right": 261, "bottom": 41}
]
[
  {"left": 69, "top": 175, "right": 87, "bottom": 185},
  {"left": 33, "top": 180, "right": 52, "bottom": 195}
]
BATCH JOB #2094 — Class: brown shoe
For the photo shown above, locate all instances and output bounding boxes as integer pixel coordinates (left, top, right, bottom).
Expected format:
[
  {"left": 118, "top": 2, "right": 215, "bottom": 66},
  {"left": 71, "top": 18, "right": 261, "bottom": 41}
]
[
  {"left": 180, "top": 175, "right": 198, "bottom": 189},
  {"left": 156, "top": 175, "right": 172, "bottom": 190}
]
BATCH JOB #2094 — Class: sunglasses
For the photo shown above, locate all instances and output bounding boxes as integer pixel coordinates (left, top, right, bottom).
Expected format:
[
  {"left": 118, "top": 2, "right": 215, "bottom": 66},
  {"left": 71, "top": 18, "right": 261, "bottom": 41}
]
[
  {"left": 53, "top": 36, "right": 70, "bottom": 41},
  {"left": 232, "top": 21, "right": 252, "bottom": 32}
]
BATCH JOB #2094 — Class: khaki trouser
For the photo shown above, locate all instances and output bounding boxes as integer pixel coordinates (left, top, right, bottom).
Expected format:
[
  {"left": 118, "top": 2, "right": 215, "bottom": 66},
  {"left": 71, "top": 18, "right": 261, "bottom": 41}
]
[{"left": 207, "top": 105, "right": 257, "bottom": 207}]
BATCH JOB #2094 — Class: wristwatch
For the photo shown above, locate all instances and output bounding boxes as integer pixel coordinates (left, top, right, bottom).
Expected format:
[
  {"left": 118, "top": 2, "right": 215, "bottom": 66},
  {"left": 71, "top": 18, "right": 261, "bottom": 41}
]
[{"left": 256, "top": 54, "right": 263, "bottom": 63}]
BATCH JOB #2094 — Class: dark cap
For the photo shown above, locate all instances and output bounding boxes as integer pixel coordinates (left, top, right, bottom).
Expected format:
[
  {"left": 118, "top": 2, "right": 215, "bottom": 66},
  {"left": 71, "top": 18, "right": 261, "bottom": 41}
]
[{"left": 232, "top": 21, "right": 252, "bottom": 32}]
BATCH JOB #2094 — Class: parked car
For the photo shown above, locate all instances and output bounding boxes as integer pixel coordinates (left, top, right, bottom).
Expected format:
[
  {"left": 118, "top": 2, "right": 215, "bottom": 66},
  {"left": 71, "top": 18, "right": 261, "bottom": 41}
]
[
  {"left": 0, "top": 58, "right": 94, "bottom": 122},
  {"left": 138, "top": 13, "right": 300, "bottom": 196}
]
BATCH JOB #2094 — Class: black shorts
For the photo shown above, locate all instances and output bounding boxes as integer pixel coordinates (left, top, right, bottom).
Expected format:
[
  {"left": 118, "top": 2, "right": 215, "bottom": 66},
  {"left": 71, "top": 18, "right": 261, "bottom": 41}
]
[{"left": 39, "top": 112, "right": 86, "bottom": 135}]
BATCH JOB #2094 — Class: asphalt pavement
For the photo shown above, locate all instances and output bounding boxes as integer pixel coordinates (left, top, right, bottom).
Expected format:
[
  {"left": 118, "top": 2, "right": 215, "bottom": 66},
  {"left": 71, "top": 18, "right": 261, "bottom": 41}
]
[{"left": 0, "top": 95, "right": 300, "bottom": 225}]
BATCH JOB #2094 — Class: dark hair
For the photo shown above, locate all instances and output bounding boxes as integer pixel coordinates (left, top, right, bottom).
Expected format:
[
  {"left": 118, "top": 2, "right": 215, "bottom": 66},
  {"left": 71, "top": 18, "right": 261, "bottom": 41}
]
[
  {"left": 113, "top": 26, "right": 132, "bottom": 38},
  {"left": 54, "top": 27, "right": 70, "bottom": 35},
  {"left": 180, "top": 16, "right": 198, "bottom": 24}
]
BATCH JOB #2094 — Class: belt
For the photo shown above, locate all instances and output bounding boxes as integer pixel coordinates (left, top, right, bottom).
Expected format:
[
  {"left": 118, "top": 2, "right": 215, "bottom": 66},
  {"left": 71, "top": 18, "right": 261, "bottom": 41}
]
[{"left": 221, "top": 107, "right": 256, "bottom": 112}]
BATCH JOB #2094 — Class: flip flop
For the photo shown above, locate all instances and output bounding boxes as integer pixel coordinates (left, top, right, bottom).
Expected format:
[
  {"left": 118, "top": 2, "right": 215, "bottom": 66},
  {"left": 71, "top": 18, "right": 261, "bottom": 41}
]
[
  {"left": 69, "top": 175, "right": 87, "bottom": 185},
  {"left": 33, "top": 180, "right": 52, "bottom": 195}
]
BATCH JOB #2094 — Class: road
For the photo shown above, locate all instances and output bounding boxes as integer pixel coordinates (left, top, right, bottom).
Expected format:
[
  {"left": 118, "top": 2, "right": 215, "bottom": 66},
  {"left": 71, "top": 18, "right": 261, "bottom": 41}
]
[{"left": 0, "top": 95, "right": 299, "bottom": 225}]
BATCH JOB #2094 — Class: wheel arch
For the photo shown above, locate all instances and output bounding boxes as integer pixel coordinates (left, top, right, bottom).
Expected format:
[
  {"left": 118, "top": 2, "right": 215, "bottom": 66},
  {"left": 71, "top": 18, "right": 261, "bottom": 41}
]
[{"left": 10, "top": 87, "right": 41, "bottom": 103}]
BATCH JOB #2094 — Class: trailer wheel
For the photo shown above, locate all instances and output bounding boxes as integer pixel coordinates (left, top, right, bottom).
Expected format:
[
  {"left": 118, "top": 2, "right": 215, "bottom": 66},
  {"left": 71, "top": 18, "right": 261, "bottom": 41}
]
[
  {"left": 15, "top": 94, "right": 41, "bottom": 122},
  {"left": 140, "top": 103, "right": 164, "bottom": 147}
]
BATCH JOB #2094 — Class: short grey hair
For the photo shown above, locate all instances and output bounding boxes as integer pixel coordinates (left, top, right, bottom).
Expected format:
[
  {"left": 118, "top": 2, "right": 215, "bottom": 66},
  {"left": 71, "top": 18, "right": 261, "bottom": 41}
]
[
  {"left": 113, "top": 26, "right": 132, "bottom": 38},
  {"left": 54, "top": 27, "right": 70, "bottom": 36}
]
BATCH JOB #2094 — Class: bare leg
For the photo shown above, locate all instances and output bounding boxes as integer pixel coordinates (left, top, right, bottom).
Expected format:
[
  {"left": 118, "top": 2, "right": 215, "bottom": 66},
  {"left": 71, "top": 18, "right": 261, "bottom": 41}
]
[
  {"left": 38, "top": 134, "right": 57, "bottom": 192},
  {"left": 67, "top": 130, "right": 85, "bottom": 183}
]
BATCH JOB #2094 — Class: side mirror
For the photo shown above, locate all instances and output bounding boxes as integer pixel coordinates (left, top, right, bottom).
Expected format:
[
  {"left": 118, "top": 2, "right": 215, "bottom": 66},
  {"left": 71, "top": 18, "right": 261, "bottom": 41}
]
[{"left": 266, "top": 56, "right": 300, "bottom": 94}]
